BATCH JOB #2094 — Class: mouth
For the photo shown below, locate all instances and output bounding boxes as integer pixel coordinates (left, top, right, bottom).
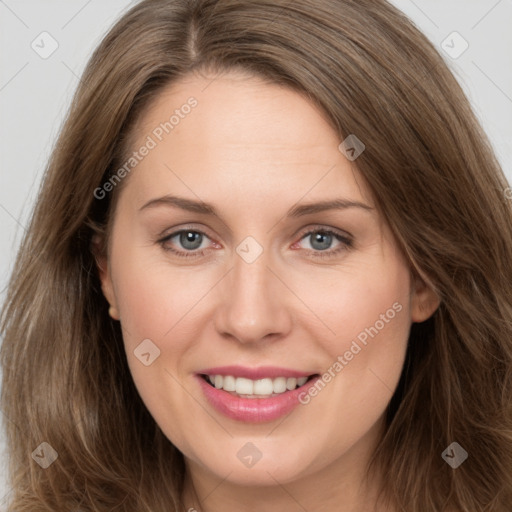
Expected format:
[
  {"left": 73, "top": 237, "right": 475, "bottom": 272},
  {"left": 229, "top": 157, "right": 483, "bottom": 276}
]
[
  {"left": 199, "top": 373, "right": 319, "bottom": 399},
  {"left": 195, "top": 365, "right": 322, "bottom": 422}
]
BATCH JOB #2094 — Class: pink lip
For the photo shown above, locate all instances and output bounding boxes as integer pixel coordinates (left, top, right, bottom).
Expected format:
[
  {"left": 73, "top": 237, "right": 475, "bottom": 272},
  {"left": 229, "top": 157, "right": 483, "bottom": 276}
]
[
  {"left": 197, "top": 365, "right": 313, "bottom": 380},
  {"left": 196, "top": 373, "right": 320, "bottom": 423}
]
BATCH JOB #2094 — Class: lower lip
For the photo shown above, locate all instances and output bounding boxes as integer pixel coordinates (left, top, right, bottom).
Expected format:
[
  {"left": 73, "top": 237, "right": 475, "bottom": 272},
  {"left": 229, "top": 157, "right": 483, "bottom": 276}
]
[{"left": 196, "top": 374, "right": 320, "bottom": 423}]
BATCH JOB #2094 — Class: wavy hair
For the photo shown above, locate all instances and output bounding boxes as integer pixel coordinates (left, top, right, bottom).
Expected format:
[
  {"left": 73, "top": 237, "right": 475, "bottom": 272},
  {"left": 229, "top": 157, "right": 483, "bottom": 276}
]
[{"left": 1, "top": 0, "right": 512, "bottom": 510}]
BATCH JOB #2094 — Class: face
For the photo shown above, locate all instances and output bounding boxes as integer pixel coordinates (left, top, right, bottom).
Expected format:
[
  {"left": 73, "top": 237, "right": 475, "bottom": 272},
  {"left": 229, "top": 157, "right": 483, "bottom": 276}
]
[{"left": 97, "top": 70, "right": 439, "bottom": 490}]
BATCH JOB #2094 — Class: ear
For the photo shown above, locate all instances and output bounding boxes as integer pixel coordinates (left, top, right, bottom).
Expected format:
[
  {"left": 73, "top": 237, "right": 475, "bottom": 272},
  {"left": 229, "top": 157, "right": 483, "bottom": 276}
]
[
  {"left": 410, "top": 273, "right": 440, "bottom": 323},
  {"left": 91, "top": 234, "right": 120, "bottom": 321}
]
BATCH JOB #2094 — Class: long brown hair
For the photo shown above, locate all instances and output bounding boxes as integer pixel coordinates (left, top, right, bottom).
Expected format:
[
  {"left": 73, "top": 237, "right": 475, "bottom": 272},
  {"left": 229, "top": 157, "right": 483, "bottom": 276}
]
[{"left": 2, "top": 0, "right": 512, "bottom": 510}]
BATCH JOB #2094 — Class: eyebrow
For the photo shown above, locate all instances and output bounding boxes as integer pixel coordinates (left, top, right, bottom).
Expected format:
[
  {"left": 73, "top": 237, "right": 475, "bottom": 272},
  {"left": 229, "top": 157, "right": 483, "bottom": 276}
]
[{"left": 139, "top": 194, "right": 373, "bottom": 217}]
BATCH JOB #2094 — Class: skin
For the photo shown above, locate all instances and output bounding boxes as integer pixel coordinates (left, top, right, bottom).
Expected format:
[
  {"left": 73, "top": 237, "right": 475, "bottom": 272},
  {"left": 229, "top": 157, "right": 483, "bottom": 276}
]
[{"left": 96, "top": 69, "right": 439, "bottom": 512}]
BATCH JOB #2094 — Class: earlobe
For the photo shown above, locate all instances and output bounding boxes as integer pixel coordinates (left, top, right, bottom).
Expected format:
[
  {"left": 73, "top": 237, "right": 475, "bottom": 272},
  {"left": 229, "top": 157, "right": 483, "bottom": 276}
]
[
  {"left": 108, "top": 305, "right": 120, "bottom": 321},
  {"left": 410, "top": 274, "right": 440, "bottom": 323},
  {"left": 91, "top": 235, "right": 120, "bottom": 320}
]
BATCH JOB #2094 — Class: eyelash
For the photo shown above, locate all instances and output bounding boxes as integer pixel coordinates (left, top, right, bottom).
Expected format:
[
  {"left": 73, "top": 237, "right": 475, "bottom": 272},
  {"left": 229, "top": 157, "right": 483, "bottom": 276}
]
[{"left": 157, "top": 226, "right": 353, "bottom": 260}]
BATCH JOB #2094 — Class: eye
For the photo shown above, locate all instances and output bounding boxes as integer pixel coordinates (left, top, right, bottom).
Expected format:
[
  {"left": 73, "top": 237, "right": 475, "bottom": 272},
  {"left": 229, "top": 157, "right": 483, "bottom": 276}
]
[
  {"left": 293, "top": 227, "right": 353, "bottom": 259},
  {"left": 157, "top": 229, "right": 213, "bottom": 258}
]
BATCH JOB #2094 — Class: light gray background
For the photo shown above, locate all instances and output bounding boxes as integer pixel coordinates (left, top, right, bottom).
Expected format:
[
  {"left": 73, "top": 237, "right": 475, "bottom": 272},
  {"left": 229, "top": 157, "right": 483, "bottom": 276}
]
[{"left": 1, "top": 0, "right": 511, "bottom": 507}]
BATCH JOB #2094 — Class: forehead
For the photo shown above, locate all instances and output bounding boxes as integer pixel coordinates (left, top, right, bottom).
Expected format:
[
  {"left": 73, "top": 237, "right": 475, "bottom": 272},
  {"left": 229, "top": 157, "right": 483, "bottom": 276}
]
[
  {"left": 120, "top": 70, "right": 373, "bottom": 211},
  {"left": 137, "top": 71, "right": 338, "bottom": 150}
]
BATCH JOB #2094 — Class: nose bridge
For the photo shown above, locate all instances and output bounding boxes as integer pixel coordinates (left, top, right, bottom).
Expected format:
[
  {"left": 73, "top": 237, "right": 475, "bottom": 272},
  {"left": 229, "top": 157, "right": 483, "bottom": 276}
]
[{"left": 214, "top": 237, "right": 291, "bottom": 343}]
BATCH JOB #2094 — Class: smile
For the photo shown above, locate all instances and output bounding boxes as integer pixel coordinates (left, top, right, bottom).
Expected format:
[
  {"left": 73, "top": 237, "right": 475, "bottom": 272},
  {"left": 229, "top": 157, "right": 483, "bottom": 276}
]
[{"left": 195, "top": 366, "right": 320, "bottom": 423}]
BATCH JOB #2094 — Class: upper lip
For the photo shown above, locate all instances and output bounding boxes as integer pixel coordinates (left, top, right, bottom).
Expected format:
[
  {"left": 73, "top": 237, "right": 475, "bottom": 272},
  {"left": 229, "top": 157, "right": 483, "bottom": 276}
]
[{"left": 197, "top": 365, "right": 317, "bottom": 380}]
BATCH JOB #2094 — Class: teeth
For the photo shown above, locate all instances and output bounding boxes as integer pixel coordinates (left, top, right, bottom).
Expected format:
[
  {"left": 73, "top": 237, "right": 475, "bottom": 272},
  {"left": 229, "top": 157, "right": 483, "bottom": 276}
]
[
  {"left": 253, "top": 378, "right": 273, "bottom": 395},
  {"left": 273, "top": 377, "right": 287, "bottom": 393},
  {"left": 235, "top": 377, "right": 253, "bottom": 395},
  {"left": 286, "top": 377, "right": 297, "bottom": 390},
  {"left": 297, "top": 377, "right": 308, "bottom": 387},
  {"left": 206, "top": 374, "right": 311, "bottom": 396},
  {"left": 223, "top": 375, "right": 236, "bottom": 392}
]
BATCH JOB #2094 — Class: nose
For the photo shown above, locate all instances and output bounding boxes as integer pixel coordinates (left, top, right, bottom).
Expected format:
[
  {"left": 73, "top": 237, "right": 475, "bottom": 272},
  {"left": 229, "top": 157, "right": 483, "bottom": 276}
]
[{"left": 213, "top": 246, "right": 293, "bottom": 345}]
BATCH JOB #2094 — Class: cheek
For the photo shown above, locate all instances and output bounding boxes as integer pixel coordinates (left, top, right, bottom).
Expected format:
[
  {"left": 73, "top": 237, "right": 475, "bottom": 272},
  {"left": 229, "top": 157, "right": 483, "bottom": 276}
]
[
  {"left": 335, "top": 274, "right": 410, "bottom": 358},
  {"left": 112, "top": 252, "right": 212, "bottom": 349},
  {"left": 110, "top": 252, "right": 203, "bottom": 447},
  {"left": 293, "top": 253, "right": 411, "bottom": 357},
  {"left": 294, "top": 250, "right": 412, "bottom": 404}
]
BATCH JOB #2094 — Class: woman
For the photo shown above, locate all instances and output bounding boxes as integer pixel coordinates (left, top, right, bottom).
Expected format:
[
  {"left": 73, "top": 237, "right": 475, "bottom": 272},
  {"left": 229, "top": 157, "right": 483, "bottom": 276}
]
[{"left": 1, "top": 0, "right": 511, "bottom": 510}]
